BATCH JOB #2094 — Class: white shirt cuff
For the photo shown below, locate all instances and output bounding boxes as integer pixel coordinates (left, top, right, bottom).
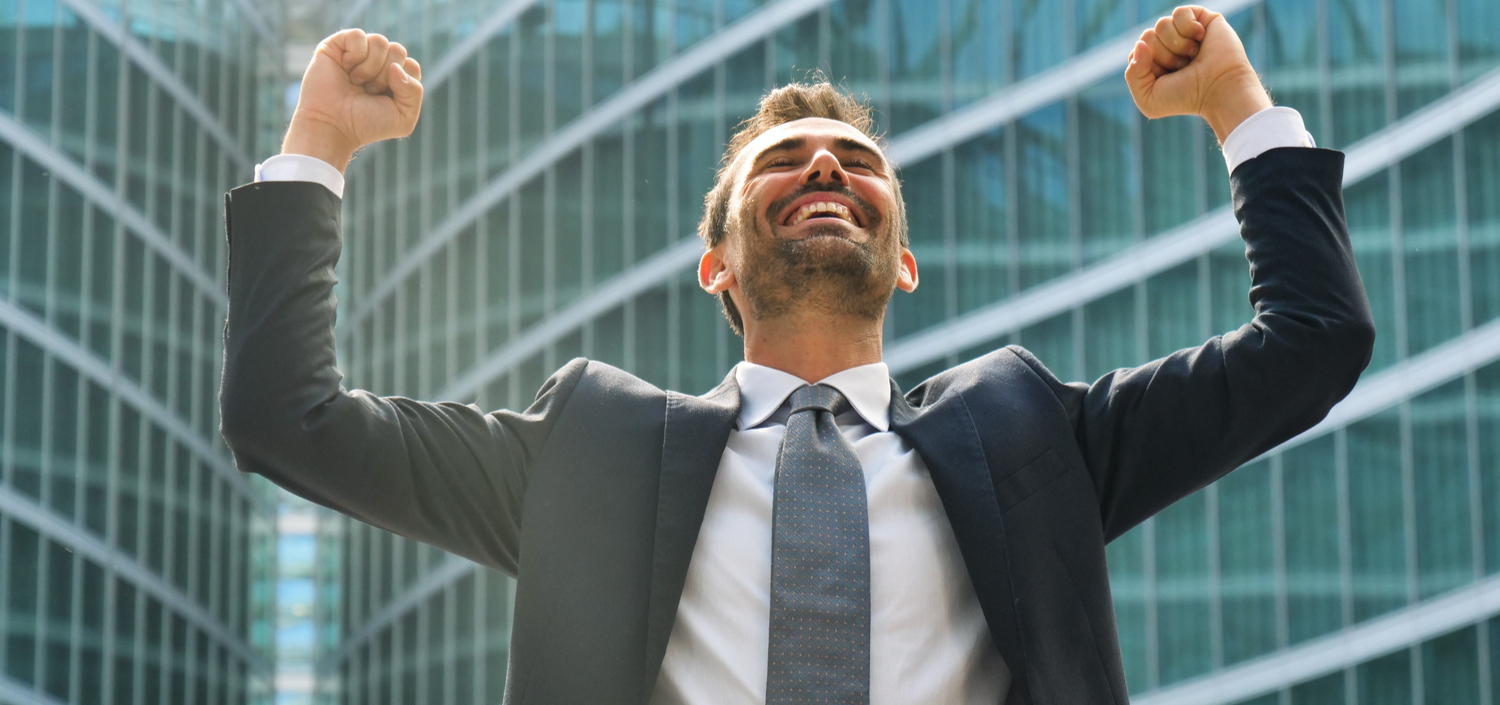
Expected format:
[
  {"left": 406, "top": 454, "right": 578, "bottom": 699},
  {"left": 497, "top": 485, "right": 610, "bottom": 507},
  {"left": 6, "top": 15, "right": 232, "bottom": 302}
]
[
  {"left": 254, "top": 153, "right": 345, "bottom": 198},
  {"left": 1220, "top": 106, "right": 1316, "bottom": 174}
]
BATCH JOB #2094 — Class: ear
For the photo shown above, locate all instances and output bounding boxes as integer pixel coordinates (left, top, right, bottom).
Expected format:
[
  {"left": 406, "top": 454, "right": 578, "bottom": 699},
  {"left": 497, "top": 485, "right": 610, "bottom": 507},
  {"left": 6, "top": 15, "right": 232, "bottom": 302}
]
[
  {"left": 896, "top": 247, "right": 919, "bottom": 293},
  {"left": 700, "top": 247, "right": 736, "bottom": 294}
]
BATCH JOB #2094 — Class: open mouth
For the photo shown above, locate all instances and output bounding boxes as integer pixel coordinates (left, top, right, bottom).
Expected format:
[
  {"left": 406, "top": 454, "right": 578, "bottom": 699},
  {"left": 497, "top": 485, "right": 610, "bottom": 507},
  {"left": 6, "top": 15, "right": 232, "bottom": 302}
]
[{"left": 785, "top": 201, "right": 859, "bottom": 227}]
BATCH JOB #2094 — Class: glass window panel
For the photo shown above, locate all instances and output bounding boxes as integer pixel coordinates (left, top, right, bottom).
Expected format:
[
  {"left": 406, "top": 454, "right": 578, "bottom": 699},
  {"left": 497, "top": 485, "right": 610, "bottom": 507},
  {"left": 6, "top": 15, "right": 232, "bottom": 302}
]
[
  {"left": 1083, "top": 289, "right": 1137, "bottom": 380},
  {"left": 1411, "top": 379, "right": 1472, "bottom": 598},
  {"left": 773, "top": 14, "right": 821, "bottom": 88},
  {"left": 1457, "top": 0, "right": 1500, "bottom": 81},
  {"left": 1263, "top": 0, "right": 1322, "bottom": 136},
  {"left": 1290, "top": 671, "right": 1345, "bottom": 704},
  {"left": 1467, "top": 112, "right": 1500, "bottom": 327},
  {"left": 1018, "top": 311, "right": 1076, "bottom": 382},
  {"left": 1346, "top": 172, "right": 1399, "bottom": 372},
  {"left": 892, "top": 156, "right": 946, "bottom": 338},
  {"left": 1015, "top": 103, "right": 1070, "bottom": 290},
  {"left": 1281, "top": 436, "right": 1343, "bottom": 644},
  {"left": 1329, "top": 0, "right": 1386, "bottom": 149},
  {"left": 1106, "top": 525, "right": 1149, "bottom": 692},
  {"left": 1480, "top": 362, "right": 1500, "bottom": 576},
  {"left": 829, "top": 0, "right": 883, "bottom": 98},
  {"left": 1400, "top": 139, "right": 1461, "bottom": 356},
  {"left": 1394, "top": 0, "right": 1451, "bottom": 118},
  {"left": 1141, "top": 116, "right": 1202, "bottom": 234},
  {"left": 1078, "top": 84, "right": 1138, "bottom": 266},
  {"left": 1423, "top": 626, "right": 1481, "bottom": 705},
  {"left": 19, "top": 0, "right": 55, "bottom": 129},
  {"left": 1348, "top": 409, "right": 1408, "bottom": 622},
  {"left": 1146, "top": 262, "right": 1203, "bottom": 358},
  {"left": 4, "top": 520, "right": 40, "bottom": 685},
  {"left": 952, "top": 128, "right": 1010, "bottom": 315},
  {"left": 887, "top": 0, "right": 942, "bottom": 132},
  {"left": 1217, "top": 462, "right": 1278, "bottom": 665},
  {"left": 1013, "top": 0, "right": 1066, "bottom": 80},
  {"left": 1155, "top": 492, "right": 1212, "bottom": 685}
]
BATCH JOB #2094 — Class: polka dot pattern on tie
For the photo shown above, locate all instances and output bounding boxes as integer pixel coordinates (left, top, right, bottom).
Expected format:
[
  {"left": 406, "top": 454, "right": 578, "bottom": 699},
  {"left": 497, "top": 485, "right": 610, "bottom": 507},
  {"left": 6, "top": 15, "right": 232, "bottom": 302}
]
[{"left": 766, "top": 384, "right": 871, "bottom": 705}]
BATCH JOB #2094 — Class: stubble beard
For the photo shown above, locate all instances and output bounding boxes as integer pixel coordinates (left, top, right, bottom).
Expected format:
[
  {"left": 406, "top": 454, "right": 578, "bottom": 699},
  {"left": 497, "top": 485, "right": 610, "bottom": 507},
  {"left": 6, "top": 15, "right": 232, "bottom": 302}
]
[{"left": 733, "top": 185, "right": 899, "bottom": 325}]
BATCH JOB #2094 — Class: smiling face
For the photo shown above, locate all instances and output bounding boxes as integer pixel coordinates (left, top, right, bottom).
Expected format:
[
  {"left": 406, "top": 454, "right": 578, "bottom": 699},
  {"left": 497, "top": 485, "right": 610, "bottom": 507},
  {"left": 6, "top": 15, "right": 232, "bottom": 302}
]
[{"left": 700, "top": 116, "right": 917, "bottom": 333}]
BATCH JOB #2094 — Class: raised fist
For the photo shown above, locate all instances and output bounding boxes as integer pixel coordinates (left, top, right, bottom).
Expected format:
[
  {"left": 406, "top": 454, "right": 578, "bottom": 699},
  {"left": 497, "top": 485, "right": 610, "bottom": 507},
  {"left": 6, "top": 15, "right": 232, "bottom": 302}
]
[
  {"left": 281, "top": 29, "right": 424, "bottom": 173},
  {"left": 1124, "top": 6, "right": 1272, "bottom": 143}
]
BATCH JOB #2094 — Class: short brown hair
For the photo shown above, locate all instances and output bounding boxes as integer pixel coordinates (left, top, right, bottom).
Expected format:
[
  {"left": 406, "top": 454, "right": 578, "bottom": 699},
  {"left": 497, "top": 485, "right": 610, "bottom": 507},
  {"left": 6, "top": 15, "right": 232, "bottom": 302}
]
[{"left": 697, "top": 81, "right": 905, "bottom": 335}]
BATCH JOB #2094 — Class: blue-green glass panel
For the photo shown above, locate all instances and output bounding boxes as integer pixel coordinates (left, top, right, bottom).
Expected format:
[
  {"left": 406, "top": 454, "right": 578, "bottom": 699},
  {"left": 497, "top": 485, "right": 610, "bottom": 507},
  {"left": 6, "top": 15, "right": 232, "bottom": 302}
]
[
  {"left": 1155, "top": 491, "right": 1212, "bottom": 685},
  {"left": 1282, "top": 436, "right": 1343, "bottom": 644},
  {"left": 1078, "top": 83, "right": 1138, "bottom": 267},
  {"left": 1218, "top": 461, "right": 1277, "bottom": 665},
  {"left": 1348, "top": 409, "right": 1408, "bottom": 622},
  {"left": 1400, "top": 139, "right": 1461, "bottom": 356},
  {"left": 952, "top": 128, "right": 1009, "bottom": 315}
]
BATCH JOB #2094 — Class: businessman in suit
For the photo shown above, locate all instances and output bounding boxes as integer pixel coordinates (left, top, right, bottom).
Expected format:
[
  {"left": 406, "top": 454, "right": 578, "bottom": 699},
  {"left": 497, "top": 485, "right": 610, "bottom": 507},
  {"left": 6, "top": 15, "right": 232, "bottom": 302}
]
[{"left": 221, "top": 5, "right": 1374, "bottom": 704}]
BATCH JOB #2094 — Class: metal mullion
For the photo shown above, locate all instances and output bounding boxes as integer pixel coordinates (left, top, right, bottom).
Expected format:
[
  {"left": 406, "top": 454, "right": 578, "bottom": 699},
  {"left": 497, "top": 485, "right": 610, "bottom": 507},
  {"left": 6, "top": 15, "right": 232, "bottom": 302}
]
[
  {"left": 207, "top": 474, "right": 224, "bottom": 659},
  {"left": 67, "top": 543, "right": 83, "bottom": 703},
  {"left": 0, "top": 516, "right": 9, "bottom": 684},
  {"left": 622, "top": 0, "right": 636, "bottom": 377},
  {"left": 1272, "top": 452, "right": 1292, "bottom": 705},
  {"left": 472, "top": 570, "right": 487, "bottom": 704},
  {"left": 581, "top": 0, "right": 596, "bottom": 360},
  {"left": 1399, "top": 397, "right": 1423, "bottom": 703},
  {"left": 1335, "top": 427, "right": 1356, "bottom": 705},
  {"left": 226, "top": 487, "right": 244, "bottom": 675},
  {"left": 508, "top": 26, "right": 523, "bottom": 408},
  {"left": 442, "top": 580, "right": 456, "bottom": 705},
  {"left": 1143, "top": 516, "right": 1159, "bottom": 691},
  {"left": 474, "top": 40, "right": 490, "bottom": 407},
  {"left": 1270, "top": 454, "right": 1289, "bottom": 650},
  {"left": 666, "top": 90, "right": 679, "bottom": 390},
  {"left": 131, "top": 571, "right": 146, "bottom": 705},
  {"left": 1205, "top": 482, "right": 1223, "bottom": 671},
  {"left": 157, "top": 439, "right": 178, "bottom": 705},
  {"left": 1468, "top": 367, "right": 1492, "bottom": 705},
  {"left": 544, "top": 0, "right": 559, "bottom": 376},
  {"left": 712, "top": 2, "right": 726, "bottom": 370},
  {"left": 943, "top": 146, "right": 958, "bottom": 370},
  {"left": 413, "top": 598, "right": 427, "bottom": 705},
  {"left": 396, "top": 139, "right": 412, "bottom": 397}
]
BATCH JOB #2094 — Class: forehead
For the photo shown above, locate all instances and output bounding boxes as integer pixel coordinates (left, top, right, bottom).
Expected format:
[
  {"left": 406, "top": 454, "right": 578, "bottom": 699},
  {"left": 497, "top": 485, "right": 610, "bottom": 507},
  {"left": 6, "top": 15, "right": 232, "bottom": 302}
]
[{"left": 735, "top": 117, "right": 883, "bottom": 168}]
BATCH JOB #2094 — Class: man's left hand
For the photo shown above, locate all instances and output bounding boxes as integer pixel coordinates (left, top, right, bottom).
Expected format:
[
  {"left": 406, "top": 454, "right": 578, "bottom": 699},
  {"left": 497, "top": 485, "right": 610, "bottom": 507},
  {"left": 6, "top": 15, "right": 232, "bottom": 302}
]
[{"left": 1125, "top": 5, "right": 1273, "bottom": 143}]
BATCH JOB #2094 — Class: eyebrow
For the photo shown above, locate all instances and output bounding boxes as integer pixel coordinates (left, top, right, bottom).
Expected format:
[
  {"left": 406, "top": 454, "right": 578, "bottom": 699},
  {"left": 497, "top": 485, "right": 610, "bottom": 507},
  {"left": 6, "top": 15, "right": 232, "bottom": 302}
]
[{"left": 749, "top": 135, "right": 888, "bottom": 171}]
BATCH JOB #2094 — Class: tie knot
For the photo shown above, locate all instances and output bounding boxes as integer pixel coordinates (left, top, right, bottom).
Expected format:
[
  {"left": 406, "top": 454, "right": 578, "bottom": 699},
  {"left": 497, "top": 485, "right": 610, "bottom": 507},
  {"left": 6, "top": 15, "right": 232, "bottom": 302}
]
[{"left": 789, "top": 384, "right": 849, "bottom": 415}]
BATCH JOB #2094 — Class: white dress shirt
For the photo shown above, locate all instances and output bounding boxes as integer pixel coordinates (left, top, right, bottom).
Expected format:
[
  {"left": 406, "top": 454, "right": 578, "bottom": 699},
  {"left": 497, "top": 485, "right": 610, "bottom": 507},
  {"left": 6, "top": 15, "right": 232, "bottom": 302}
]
[
  {"left": 255, "top": 107, "right": 1316, "bottom": 196},
  {"left": 648, "top": 361, "right": 1009, "bottom": 705}
]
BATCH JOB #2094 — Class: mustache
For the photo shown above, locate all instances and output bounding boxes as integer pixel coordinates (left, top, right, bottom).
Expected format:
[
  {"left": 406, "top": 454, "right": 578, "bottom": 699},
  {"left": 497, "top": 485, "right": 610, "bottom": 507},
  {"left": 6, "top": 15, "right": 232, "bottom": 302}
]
[{"left": 763, "top": 182, "right": 882, "bottom": 228}]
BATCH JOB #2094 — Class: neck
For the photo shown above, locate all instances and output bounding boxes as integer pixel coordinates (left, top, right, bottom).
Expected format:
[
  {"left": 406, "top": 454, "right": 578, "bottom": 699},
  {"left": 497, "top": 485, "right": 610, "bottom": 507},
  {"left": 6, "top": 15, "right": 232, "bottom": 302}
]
[{"left": 741, "top": 312, "right": 884, "bottom": 383}]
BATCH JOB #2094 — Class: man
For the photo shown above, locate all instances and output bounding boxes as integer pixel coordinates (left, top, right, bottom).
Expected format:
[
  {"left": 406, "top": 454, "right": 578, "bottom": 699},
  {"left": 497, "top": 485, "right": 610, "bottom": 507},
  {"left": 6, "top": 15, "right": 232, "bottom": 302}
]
[{"left": 221, "top": 6, "right": 1374, "bottom": 704}]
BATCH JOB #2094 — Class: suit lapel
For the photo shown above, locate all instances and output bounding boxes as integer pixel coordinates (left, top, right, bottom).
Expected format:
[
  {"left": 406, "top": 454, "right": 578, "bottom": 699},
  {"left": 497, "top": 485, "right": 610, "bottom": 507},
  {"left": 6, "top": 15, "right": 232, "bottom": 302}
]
[
  {"left": 888, "top": 382, "right": 1031, "bottom": 702},
  {"left": 642, "top": 371, "right": 741, "bottom": 699}
]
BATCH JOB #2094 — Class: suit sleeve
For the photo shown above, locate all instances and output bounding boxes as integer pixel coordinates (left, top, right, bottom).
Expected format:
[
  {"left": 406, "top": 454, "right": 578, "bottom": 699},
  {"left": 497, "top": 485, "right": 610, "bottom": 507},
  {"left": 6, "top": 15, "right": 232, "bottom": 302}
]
[
  {"left": 218, "top": 181, "right": 581, "bottom": 575},
  {"left": 1012, "top": 147, "right": 1376, "bottom": 543}
]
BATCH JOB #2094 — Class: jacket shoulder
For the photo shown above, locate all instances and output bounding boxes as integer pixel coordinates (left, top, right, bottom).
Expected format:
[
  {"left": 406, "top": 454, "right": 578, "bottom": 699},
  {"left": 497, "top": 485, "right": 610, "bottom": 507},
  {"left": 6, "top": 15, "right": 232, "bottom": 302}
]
[{"left": 903, "top": 346, "right": 1070, "bottom": 410}]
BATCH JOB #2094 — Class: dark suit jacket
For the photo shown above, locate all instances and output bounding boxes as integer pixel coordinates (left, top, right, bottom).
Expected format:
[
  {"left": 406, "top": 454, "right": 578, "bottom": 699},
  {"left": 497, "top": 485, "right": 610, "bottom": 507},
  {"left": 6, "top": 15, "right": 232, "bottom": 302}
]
[{"left": 220, "top": 147, "right": 1374, "bottom": 704}]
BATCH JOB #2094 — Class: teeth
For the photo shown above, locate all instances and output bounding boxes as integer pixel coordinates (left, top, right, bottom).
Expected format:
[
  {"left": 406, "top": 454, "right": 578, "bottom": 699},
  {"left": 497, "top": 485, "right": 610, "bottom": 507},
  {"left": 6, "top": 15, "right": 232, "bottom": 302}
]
[{"left": 789, "top": 201, "right": 854, "bottom": 226}]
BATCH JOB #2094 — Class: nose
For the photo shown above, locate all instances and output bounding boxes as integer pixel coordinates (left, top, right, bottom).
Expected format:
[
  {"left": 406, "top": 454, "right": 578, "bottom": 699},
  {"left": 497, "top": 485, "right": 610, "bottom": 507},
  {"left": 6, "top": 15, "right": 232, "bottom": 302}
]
[{"left": 798, "top": 149, "right": 848, "bottom": 186}]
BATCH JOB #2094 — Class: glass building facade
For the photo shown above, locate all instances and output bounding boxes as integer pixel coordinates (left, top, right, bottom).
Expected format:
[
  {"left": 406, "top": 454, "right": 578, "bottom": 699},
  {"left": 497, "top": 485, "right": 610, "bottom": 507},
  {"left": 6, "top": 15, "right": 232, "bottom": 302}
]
[
  {"left": 319, "top": 0, "right": 1500, "bottom": 702},
  {"left": 0, "top": 0, "right": 282, "bottom": 703}
]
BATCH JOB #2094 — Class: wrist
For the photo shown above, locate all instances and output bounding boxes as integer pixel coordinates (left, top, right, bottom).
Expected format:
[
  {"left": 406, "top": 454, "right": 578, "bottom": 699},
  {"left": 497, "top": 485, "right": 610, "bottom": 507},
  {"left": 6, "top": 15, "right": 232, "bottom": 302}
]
[
  {"left": 281, "top": 113, "right": 358, "bottom": 174},
  {"left": 1200, "top": 71, "right": 1274, "bottom": 144}
]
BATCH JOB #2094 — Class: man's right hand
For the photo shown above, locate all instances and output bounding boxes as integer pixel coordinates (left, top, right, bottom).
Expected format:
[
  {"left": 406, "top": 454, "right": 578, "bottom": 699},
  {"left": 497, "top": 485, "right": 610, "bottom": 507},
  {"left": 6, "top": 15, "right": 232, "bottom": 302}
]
[{"left": 281, "top": 29, "right": 424, "bottom": 174}]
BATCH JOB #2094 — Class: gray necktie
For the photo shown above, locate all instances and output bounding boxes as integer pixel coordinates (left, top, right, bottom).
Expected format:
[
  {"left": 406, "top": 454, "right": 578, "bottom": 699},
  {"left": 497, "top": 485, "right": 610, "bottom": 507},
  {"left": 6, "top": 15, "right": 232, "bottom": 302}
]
[{"left": 766, "top": 384, "right": 871, "bottom": 704}]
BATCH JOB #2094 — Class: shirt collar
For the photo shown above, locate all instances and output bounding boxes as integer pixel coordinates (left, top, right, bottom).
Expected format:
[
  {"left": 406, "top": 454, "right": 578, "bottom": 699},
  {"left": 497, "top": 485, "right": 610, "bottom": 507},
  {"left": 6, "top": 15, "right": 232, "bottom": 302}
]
[{"left": 733, "top": 361, "right": 892, "bottom": 432}]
